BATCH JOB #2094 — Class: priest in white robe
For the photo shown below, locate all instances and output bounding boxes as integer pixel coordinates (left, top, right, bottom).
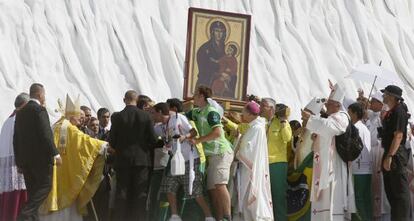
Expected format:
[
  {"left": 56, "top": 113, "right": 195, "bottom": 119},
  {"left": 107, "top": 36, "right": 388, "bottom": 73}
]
[
  {"left": 234, "top": 101, "right": 273, "bottom": 221},
  {"left": 301, "top": 84, "right": 356, "bottom": 221},
  {"left": 366, "top": 92, "right": 391, "bottom": 221}
]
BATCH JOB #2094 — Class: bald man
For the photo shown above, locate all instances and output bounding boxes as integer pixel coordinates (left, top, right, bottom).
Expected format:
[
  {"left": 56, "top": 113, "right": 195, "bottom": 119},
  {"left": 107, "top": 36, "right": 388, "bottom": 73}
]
[{"left": 109, "top": 90, "right": 157, "bottom": 221}]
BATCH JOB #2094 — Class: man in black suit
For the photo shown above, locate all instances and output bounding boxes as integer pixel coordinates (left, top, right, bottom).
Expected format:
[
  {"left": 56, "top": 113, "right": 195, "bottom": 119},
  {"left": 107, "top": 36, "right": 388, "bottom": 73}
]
[
  {"left": 13, "top": 83, "right": 62, "bottom": 221},
  {"left": 109, "top": 90, "right": 157, "bottom": 221}
]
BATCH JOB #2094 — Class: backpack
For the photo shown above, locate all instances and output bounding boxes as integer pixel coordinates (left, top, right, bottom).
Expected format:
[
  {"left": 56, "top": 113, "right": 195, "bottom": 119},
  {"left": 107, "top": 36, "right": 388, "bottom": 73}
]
[{"left": 335, "top": 113, "right": 364, "bottom": 162}]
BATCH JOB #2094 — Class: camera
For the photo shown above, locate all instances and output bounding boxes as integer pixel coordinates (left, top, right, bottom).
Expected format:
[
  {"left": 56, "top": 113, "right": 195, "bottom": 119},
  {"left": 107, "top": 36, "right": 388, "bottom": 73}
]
[
  {"left": 275, "top": 104, "right": 290, "bottom": 120},
  {"left": 155, "top": 138, "right": 166, "bottom": 148},
  {"left": 172, "top": 134, "right": 181, "bottom": 139}
]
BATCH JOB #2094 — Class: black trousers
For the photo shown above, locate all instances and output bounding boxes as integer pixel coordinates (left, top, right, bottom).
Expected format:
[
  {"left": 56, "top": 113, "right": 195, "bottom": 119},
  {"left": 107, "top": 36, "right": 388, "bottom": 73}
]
[
  {"left": 113, "top": 166, "right": 150, "bottom": 221},
  {"left": 383, "top": 147, "right": 412, "bottom": 221},
  {"left": 17, "top": 164, "right": 53, "bottom": 221}
]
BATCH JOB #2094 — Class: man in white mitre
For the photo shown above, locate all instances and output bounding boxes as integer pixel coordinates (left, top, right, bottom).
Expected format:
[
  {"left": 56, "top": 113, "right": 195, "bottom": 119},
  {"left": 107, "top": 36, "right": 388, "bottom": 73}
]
[
  {"left": 40, "top": 95, "right": 110, "bottom": 221},
  {"left": 301, "top": 84, "right": 356, "bottom": 221}
]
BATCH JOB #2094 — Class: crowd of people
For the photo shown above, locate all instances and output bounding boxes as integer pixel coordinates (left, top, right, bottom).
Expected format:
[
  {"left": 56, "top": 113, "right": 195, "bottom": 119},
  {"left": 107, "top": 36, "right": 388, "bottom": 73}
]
[{"left": 0, "top": 81, "right": 413, "bottom": 221}]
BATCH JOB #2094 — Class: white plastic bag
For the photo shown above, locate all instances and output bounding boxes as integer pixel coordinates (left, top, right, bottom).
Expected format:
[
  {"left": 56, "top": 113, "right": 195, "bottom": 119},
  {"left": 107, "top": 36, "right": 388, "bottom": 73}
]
[{"left": 170, "top": 139, "right": 185, "bottom": 176}]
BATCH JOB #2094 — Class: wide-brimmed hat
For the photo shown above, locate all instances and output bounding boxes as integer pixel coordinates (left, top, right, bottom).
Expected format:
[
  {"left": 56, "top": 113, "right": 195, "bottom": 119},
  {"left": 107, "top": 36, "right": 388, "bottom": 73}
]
[{"left": 381, "top": 85, "right": 403, "bottom": 100}]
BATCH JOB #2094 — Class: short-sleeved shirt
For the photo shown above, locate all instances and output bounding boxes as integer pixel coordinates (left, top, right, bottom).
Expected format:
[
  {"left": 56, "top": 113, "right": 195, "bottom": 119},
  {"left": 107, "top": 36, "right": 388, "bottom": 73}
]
[
  {"left": 381, "top": 104, "right": 408, "bottom": 153},
  {"left": 154, "top": 113, "right": 199, "bottom": 161},
  {"left": 186, "top": 104, "right": 232, "bottom": 156}
]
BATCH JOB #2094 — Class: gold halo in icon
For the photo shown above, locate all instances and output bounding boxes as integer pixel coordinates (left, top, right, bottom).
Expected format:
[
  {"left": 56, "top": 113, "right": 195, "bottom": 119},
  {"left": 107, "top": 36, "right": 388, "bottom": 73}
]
[
  {"left": 225, "top": 41, "right": 241, "bottom": 58},
  {"left": 206, "top": 17, "right": 231, "bottom": 43}
]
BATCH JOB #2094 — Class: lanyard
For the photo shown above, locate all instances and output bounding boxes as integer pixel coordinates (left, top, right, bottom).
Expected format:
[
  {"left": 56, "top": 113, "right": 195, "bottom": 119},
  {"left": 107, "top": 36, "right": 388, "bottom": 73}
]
[{"left": 162, "top": 116, "right": 171, "bottom": 143}]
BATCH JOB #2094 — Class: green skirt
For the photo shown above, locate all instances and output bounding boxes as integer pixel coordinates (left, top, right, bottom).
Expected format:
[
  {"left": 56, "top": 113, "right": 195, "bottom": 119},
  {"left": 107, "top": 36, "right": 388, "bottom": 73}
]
[{"left": 352, "top": 174, "right": 372, "bottom": 221}]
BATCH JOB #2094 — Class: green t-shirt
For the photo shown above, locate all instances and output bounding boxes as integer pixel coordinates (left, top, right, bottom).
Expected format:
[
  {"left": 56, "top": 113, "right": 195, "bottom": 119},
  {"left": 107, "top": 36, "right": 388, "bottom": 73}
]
[{"left": 186, "top": 104, "right": 233, "bottom": 156}]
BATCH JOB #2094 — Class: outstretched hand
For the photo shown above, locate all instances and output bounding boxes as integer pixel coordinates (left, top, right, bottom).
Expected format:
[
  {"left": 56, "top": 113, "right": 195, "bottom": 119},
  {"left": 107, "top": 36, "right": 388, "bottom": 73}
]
[
  {"left": 301, "top": 109, "right": 311, "bottom": 127},
  {"left": 328, "top": 79, "right": 334, "bottom": 90},
  {"left": 189, "top": 138, "right": 200, "bottom": 145},
  {"left": 55, "top": 155, "right": 63, "bottom": 166},
  {"left": 107, "top": 146, "right": 116, "bottom": 155},
  {"left": 301, "top": 109, "right": 311, "bottom": 121},
  {"left": 357, "top": 88, "right": 364, "bottom": 98},
  {"left": 179, "top": 135, "right": 187, "bottom": 143}
]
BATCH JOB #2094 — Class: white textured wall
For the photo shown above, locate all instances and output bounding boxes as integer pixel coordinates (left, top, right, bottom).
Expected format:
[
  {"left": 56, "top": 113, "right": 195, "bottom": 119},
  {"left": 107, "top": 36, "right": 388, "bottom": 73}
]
[{"left": 1, "top": 0, "right": 414, "bottom": 123}]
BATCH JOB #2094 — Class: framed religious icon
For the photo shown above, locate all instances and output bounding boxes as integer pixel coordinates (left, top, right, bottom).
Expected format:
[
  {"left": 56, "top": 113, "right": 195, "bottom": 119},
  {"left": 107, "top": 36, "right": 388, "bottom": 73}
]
[{"left": 183, "top": 7, "right": 251, "bottom": 105}]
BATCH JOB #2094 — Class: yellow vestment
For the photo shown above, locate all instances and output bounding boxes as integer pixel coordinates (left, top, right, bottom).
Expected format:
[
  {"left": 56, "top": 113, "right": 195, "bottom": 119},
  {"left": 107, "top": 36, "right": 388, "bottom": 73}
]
[{"left": 40, "top": 117, "right": 106, "bottom": 215}]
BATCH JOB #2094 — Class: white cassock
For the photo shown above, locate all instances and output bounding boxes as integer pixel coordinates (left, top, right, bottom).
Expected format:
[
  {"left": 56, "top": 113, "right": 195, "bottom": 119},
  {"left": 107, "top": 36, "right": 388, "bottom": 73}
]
[
  {"left": 351, "top": 120, "right": 371, "bottom": 175},
  {"left": 234, "top": 117, "right": 273, "bottom": 221},
  {"left": 366, "top": 110, "right": 391, "bottom": 221},
  {"left": 307, "top": 111, "right": 356, "bottom": 221}
]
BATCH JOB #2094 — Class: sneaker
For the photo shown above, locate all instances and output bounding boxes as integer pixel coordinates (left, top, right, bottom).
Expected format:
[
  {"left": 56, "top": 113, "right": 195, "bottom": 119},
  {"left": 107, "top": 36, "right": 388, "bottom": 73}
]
[
  {"left": 205, "top": 217, "right": 216, "bottom": 221},
  {"left": 169, "top": 214, "right": 182, "bottom": 221}
]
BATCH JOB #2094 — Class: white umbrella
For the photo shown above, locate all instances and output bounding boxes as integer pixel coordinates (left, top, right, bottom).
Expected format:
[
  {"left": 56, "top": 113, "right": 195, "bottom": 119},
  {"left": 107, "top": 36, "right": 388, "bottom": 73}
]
[
  {"left": 346, "top": 63, "right": 404, "bottom": 98},
  {"left": 346, "top": 63, "right": 404, "bottom": 88}
]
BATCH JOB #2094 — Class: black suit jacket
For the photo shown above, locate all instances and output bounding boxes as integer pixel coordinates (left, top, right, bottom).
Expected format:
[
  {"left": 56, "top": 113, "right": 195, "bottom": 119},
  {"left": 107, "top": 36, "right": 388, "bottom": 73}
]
[
  {"left": 13, "top": 100, "right": 58, "bottom": 168},
  {"left": 109, "top": 105, "right": 157, "bottom": 168}
]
